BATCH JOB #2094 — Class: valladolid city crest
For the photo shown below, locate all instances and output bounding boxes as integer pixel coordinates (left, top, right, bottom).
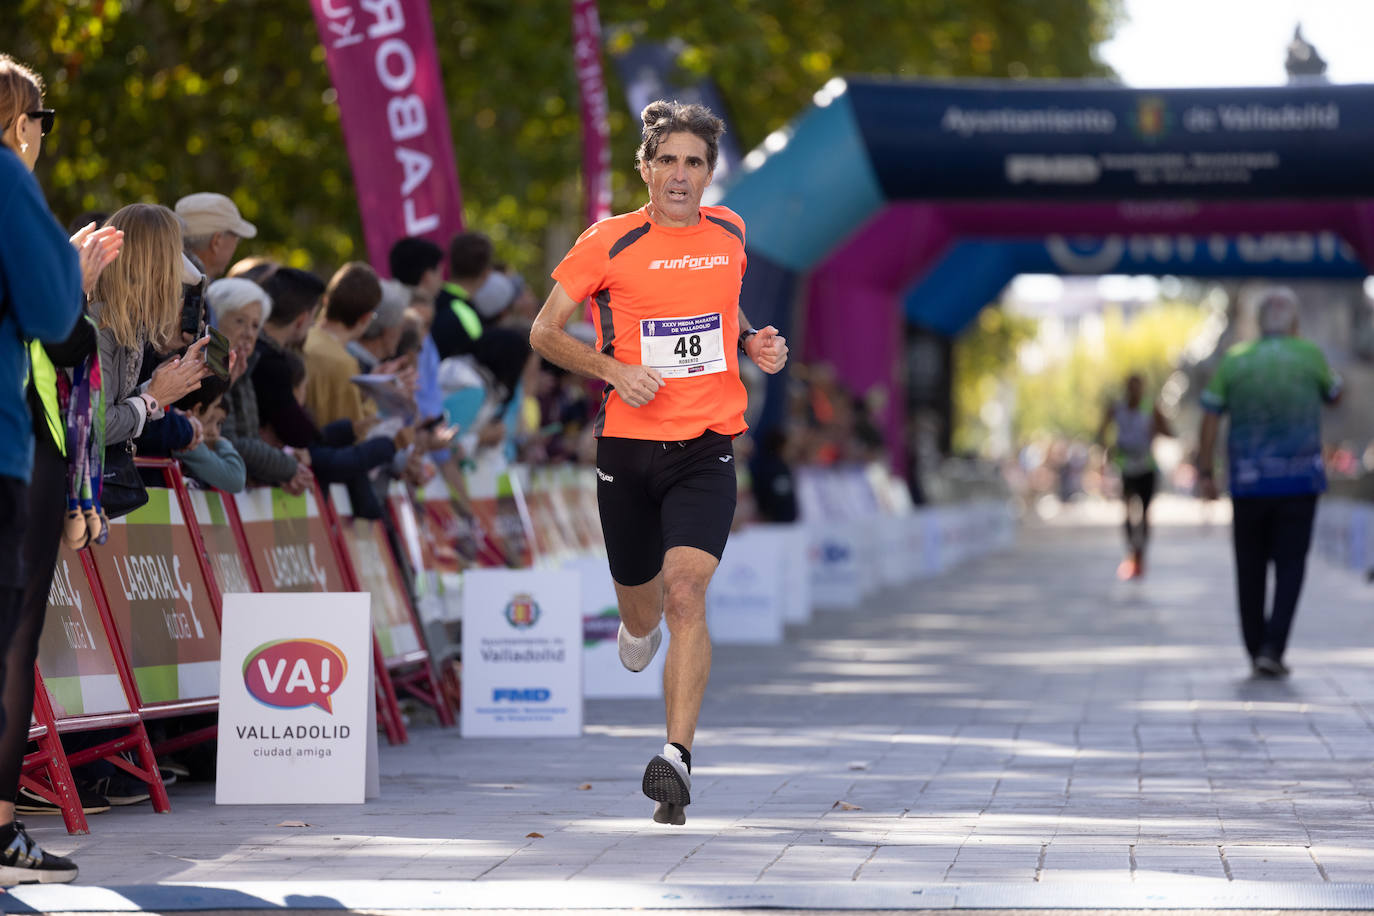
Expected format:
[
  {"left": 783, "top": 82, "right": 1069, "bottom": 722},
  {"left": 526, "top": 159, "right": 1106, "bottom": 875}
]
[{"left": 504, "top": 593, "right": 541, "bottom": 629}]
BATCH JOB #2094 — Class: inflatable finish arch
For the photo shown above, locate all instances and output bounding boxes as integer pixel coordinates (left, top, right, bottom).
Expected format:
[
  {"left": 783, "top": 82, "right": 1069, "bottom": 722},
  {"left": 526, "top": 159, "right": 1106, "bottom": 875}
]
[{"left": 718, "top": 77, "right": 1374, "bottom": 443}]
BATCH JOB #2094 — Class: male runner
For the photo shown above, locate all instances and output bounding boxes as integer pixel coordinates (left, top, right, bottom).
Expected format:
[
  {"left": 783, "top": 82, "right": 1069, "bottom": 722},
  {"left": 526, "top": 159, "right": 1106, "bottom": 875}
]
[
  {"left": 1096, "top": 373, "right": 1172, "bottom": 579},
  {"left": 530, "top": 100, "right": 787, "bottom": 825}
]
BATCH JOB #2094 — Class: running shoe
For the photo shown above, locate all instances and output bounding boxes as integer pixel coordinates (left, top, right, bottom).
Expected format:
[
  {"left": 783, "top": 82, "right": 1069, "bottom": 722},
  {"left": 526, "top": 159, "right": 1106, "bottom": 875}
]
[
  {"left": 87, "top": 773, "right": 151, "bottom": 806},
  {"left": 1253, "top": 654, "right": 1289, "bottom": 678},
  {"left": 16, "top": 784, "right": 110, "bottom": 816},
  {"left": 617, "top": 622, "right": 662, "bottom": 672},
  {"left": 643, "top": 743, "right": 691, "bottom": 825},
  {"left": 0, "top": 820, "right": 78, "bottom": 884}
]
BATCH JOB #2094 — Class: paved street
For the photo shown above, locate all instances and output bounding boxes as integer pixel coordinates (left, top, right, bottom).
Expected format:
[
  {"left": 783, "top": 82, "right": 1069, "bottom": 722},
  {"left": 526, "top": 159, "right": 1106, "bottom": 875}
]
[{"left": 10, "top": 500, "right": 1374, "bottom": 911}]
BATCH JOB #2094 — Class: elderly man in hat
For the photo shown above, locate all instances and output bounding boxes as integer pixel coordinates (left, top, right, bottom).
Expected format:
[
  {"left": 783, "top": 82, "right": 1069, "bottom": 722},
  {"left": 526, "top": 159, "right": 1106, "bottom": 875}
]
[{"left": 175, "top": 191, "right": 257, "bottom": 282}]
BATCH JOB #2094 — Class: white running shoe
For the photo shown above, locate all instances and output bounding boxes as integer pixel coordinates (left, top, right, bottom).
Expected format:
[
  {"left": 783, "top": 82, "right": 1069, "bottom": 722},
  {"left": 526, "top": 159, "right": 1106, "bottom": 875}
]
[
  {"left": 643, "top": 743, "right": 691, "bottom": 825},
  {"left": 617, "top": 622, "right": 662, "bottom": 672}
]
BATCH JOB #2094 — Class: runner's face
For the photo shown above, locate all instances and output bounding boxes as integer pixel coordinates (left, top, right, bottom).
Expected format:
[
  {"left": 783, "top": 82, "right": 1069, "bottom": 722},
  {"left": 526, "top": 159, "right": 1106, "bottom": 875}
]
[{"left": 640, "top": 132, "right": 713, "bottom": 227}]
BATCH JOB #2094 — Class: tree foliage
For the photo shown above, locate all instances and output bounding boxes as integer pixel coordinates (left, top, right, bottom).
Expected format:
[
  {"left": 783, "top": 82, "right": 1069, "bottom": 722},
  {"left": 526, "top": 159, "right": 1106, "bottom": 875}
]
[
  {"left": 952, "top": 306, "right": 1040, "bottom": 456},
  {"left": 5, "top": 0, "right": 1120, "bottom": 281}
]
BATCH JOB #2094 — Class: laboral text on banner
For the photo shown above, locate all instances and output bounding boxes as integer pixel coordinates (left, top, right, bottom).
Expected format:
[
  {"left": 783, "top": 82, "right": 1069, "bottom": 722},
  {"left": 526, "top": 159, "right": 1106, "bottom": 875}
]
[
  {"left": 309, "top": 0, "right": 464, "bottom": 269},
  {"left": 572, "top": 0, "right": 612, "bottom": 226}
]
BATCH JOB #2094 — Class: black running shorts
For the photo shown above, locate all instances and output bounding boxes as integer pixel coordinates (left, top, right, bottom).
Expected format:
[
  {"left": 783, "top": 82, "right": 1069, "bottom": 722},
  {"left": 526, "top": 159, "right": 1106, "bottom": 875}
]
[
  {"left": 595, "top": 431, "right": 738, "bottom": 587},
  {"left": 1122, "top": 470, "right": 1156, "bottom": 509}
]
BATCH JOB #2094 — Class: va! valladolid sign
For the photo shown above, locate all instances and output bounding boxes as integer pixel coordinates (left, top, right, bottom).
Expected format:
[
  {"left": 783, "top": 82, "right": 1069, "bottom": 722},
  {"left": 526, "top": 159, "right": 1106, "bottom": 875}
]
[{"left": 217, "top": 592, "right": 375, "bottom": 804}]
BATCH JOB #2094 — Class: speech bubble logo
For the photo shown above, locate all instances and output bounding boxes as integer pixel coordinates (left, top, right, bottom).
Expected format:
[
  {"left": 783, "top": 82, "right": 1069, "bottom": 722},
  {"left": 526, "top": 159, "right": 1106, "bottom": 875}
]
[{"left": 242, "top": 638, "right": 347, "bottom": 713}]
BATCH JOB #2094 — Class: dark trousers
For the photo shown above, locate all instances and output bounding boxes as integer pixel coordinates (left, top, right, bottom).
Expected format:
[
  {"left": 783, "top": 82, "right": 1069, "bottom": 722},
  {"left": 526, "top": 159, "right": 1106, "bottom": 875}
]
[
  {"left": 0, "top": 434, "right": 65, "bottom": 802},
  {"left": 1121, "top": 470, "right": 1156, "bottom": 552},
  {"left": 1230, "top": 493, "right": 1318, "bottom": 662}
]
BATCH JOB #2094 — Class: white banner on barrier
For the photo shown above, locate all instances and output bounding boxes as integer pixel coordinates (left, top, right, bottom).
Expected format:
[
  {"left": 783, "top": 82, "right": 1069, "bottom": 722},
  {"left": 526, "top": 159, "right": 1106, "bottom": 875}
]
[
  {"left": 216, "top": 592, "right": 373, "bottom": 805},
  {"left": 708, "top": 529, "right": 785, "bottom": 645},
  {"left": 809, "top": 524, "right": 863, "bottom": 610},
  {"left": 461, "top": 569, "right": 583, "bottom": 737},
  {"left": 876, "top": 514, "right": 910, "bottom": 588},
  {"left": 574, "top": 557, "right": 665, "bottom": 699},
  {"left": 754, "top": 524, "right": 811, "bottom": 626}
]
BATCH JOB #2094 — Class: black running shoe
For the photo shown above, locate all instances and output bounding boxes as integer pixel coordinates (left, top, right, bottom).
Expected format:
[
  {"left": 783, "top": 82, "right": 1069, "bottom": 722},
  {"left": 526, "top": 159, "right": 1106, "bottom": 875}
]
[
  {"left": 0, "top": 821, "right": 78, "bottom": 885},
  {"left": 87, "top": 773, "right": 151, "bottom": 806},
  {"left": 643, "top": 743, "right": 691, "bottom": 824}
]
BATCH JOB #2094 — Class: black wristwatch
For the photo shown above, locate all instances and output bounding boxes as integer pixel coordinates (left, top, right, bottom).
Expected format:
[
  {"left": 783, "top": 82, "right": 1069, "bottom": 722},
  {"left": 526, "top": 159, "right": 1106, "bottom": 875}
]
[{"left": 738, "top": 327, "right": 758, "bottom": 353}]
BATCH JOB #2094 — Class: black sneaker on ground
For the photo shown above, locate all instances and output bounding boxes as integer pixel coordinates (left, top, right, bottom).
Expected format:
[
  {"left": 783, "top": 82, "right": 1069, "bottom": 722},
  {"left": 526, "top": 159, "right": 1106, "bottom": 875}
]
[
  {"left": 87, "top": 773, "right": 151, "bottom": 806},
  {"left": 0, "top": 820, "right": 78, "bottom": 885},
  {"left": 1253, "top": 654, "right": 1290, "bottom": 678},
  {"left": 16, "top": 783, "right": 110, "bottom": 816}
]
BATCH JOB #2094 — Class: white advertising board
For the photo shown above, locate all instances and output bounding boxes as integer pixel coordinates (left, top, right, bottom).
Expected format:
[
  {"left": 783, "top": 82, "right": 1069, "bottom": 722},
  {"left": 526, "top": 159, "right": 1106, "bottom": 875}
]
[
  {"left": 216, "top": 592, "right": 373, "bottom": 805},
  {"left": 707, "top": 528, "right": 785, "bottom": 645},
  {"left": 575, "top": 557, "right": 665, "bottom": 699},
  {"left": 753, "top": 524, "right": 811, "bottom": 625},
  {"left": 809, "top": 524, "right": 862, "bottom": 610},
  {"left": 461, "top": 569, "right": 583, "bottom": 737}
]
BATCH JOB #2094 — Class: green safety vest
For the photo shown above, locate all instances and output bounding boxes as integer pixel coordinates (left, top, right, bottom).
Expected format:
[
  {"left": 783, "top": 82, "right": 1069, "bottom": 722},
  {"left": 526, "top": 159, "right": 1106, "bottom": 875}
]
[
  {"left": 28, "top": 340, "right": 66, "bottom": 457},
  {"left": 443, "top": 282, "right": 484, "bottom": 341},
  {"left": 25, "top": 315, "right": 103, "bottom": 459}
]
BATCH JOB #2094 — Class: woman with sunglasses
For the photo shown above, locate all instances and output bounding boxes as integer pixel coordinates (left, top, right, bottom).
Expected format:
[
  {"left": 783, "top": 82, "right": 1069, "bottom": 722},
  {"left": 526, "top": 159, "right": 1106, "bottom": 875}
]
[{"left": 0, "top": 53, "right": 87, "bottom": 885}]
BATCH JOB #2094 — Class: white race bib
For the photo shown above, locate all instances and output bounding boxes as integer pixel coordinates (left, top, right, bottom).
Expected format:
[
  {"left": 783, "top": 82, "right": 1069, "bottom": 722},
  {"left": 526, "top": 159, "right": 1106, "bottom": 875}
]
[{"left": 639, "top": 313, "right": 727, "bottom": 379}]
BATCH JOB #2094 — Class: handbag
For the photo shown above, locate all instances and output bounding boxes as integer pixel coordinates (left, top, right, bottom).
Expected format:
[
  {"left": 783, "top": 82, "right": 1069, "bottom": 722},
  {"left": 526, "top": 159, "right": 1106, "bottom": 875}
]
[{"left": 101, "top": 440, "right": 148, "bottom": 519}]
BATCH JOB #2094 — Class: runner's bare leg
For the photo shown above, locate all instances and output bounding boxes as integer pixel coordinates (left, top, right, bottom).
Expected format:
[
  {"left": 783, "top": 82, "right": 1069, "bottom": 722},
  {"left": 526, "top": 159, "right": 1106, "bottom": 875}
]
[
  {"left": 660, "top": 545, "right": 717, "bottom": 750},
  {"left": 614, "top": 573, "right": 663, "bottom": 639}
]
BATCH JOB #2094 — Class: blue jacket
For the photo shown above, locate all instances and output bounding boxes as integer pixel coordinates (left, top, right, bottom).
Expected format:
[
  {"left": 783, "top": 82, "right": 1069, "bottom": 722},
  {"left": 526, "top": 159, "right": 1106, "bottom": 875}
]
[{"left": 0, "top": 148, "right": 82, "bottom": 483}]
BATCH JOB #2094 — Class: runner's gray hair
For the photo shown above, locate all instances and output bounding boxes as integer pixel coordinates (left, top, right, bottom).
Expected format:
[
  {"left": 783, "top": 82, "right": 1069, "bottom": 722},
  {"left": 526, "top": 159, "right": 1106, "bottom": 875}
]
[
  {"left": 636, "top": 100, "right": 726, "bottom": 171},
  {"left": 1256, "top": 287, "right": 1300, "bottom": 336}
]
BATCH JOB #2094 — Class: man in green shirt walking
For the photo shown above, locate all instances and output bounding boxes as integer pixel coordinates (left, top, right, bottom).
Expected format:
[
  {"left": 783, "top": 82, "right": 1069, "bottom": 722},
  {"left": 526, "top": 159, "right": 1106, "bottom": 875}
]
[{"left": 1197, "top": 287, "right": 1342, "bottom": 678}]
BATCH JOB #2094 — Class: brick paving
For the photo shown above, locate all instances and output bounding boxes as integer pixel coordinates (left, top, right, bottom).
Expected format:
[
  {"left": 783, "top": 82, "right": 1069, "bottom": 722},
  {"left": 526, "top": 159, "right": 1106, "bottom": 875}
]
[{"left": 22, "top": 504, "right": 1374, "bottom": 897}]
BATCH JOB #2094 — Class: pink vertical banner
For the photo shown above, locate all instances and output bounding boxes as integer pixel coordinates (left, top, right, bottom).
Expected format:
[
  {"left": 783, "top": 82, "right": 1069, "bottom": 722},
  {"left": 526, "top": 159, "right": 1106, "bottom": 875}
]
[
  {"left": 310, "top": 0, "right": 463, "bottom": 272},
  {"left": 572, "top": 0, "right": 613, "bottom": 227}
]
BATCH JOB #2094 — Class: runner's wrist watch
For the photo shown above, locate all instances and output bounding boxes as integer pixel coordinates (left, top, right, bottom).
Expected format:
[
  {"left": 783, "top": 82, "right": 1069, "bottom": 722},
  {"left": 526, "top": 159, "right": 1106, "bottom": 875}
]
[{"left": 738, "top": 327, "right": 758, "bottom": 353}]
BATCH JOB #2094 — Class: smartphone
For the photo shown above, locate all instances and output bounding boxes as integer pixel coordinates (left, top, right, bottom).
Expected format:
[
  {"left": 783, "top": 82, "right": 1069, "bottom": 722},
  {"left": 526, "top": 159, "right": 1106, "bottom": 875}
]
[
  {"left": 203, "top": 326, "right": 232, "bottom": 381},
  {"left": 180, "top": 280, "right": 207, "bottom": 339}
]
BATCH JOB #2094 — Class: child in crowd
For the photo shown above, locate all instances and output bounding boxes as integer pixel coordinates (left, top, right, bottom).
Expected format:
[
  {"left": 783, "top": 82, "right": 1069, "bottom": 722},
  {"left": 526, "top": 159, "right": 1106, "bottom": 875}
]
[{"left": 173, "top": 374, "right": 246, "bottom": 492}]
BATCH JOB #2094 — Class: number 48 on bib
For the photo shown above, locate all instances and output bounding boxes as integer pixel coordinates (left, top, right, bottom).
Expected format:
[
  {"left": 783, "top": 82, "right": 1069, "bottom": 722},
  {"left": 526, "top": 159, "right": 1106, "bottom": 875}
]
[{"left": 640, "top": 312, "right": 727, "bottom": 379}]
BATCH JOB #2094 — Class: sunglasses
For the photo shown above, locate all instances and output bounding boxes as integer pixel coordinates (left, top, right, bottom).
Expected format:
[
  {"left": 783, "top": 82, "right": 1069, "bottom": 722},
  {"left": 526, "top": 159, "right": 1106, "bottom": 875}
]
[{"left": 26, "top": 109, "right": 55, "bottom": 136}]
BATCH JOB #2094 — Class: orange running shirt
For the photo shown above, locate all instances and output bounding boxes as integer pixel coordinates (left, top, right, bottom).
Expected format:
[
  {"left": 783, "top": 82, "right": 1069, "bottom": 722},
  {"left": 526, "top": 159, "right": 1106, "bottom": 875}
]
[{"left": 552, "top": 204, "right": 749, "bottom": 441}]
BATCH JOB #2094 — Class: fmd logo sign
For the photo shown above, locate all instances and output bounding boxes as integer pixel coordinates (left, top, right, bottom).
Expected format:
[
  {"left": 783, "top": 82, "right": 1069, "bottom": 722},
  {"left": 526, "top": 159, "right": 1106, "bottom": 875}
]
[{"left": 492, "top": 688, "right": 551, "bottom": 702}]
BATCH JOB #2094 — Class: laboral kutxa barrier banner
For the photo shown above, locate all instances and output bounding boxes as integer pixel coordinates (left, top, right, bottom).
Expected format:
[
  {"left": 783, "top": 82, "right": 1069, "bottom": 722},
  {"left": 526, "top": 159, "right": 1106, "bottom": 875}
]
[
  {"left": 188, "top": 488, "right": 255, "bottom": 594},
  {"left": 310, "top": 0, "right": 463, "bottom": 270},
  {"left": 88, "top": 487, "right": 221, "bottom": 706},
  {"left": 233, "top": 488, "right": 348, "bottom": 593},
  {"left": 217, "top": 592, "right": 373, "bottom": 804},
  {"left": 36, "top": 544, "right": 131, "bottom": 719},
  {"left": 330, "top": 485, "right": 423, "bottom": 664}
]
